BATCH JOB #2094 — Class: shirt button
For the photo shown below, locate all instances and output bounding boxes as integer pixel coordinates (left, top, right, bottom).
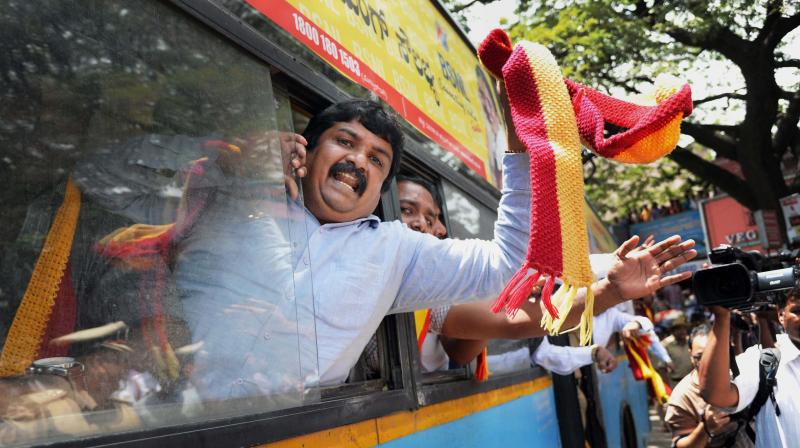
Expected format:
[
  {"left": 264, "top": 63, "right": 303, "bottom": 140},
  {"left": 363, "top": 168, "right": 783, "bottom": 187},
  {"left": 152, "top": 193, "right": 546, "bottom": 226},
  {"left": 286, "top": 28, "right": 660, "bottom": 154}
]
[{"left": 302, "top": 256, "right": 310, "bottom": 266}]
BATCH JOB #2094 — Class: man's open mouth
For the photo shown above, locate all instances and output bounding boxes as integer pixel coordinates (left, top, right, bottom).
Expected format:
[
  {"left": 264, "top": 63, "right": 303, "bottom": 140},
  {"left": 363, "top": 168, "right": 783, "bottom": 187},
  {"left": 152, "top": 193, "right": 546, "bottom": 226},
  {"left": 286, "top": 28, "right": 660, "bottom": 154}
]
[{"left": 330, "top": 162, "right": 366, "bottom": 195}]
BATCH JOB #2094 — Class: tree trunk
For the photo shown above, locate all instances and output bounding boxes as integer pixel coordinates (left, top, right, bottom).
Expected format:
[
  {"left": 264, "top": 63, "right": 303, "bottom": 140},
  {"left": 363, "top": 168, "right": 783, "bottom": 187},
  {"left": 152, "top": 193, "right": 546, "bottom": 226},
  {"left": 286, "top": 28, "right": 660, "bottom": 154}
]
[{"left": 736, "top": 50, "right": 790, "bottom": 239}]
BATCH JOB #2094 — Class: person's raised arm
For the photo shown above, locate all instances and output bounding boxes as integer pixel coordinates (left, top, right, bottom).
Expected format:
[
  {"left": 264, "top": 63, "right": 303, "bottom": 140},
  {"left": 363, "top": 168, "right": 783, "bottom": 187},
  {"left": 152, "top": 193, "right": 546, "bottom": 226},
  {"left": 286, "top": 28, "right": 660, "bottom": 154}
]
[
  {"left": 698, "top": 307, "right": 739, "bottom": 408},
  {"left": 440, "top": 235, "right": 696, "bottom": 340}
]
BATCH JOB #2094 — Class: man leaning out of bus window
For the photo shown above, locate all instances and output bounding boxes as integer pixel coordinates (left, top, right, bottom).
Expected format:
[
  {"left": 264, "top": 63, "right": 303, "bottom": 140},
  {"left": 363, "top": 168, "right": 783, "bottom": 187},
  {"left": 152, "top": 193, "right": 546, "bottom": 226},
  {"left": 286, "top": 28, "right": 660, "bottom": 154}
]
[{"left": 172, "top": 86, "right": 697, "bottom": 399}]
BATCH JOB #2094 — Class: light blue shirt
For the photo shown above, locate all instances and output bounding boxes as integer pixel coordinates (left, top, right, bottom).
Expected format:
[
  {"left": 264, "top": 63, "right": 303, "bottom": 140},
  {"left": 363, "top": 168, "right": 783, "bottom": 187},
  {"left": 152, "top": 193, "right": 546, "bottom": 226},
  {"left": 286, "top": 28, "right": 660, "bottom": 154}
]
[{"left": 175, "top": 153, "right": 531, "bottom": 400}]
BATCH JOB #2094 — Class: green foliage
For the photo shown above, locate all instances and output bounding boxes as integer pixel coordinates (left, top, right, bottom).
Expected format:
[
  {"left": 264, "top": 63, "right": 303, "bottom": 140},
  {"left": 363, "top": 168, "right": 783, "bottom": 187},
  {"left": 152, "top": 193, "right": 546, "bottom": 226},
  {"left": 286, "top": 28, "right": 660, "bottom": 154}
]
[
  {"left": 446, "top": 0, "right": 800, "bottom": 227},
  {"left": 583, "top": 146, "right": 712, "bottom": 222}
]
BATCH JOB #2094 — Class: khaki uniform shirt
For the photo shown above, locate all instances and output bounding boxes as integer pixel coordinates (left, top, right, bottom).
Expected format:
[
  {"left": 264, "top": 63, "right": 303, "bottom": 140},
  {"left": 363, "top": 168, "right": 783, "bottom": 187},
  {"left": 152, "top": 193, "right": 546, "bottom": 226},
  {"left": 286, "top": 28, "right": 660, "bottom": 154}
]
[
  {"left": 662, "top": 335, "right": 692, "bottom": 384},
  {"left": 665, "top": 370, "right": 753, "bottom": 448}
]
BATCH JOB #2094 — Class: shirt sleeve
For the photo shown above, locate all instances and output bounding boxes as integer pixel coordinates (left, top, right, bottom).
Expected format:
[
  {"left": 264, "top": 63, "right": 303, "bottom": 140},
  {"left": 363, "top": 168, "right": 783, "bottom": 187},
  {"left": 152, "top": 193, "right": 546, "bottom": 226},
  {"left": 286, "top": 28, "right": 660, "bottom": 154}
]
[
  {"left": 728, "top": 346, "right": 761, "bottom": 413},
  {"left": 647, "top": 332, "right": 673, "bottom": 364},
  {"left": 531, "top": 338, "right": 593, "bottom": 375},
  {"left": 388, "top": 153, "right": 532, "bottom": 313},
  {"left": 588, "top": 253, "right": 616, "bottom": 280},
  {"left": 428, "top": 306, "right": 451, "bottom": 334},
  {"left": 664, "top": 402, "right": 700, "bottom": 441},
  {"left": 606, "top": 307, "right": 629, "bottom": 333}
]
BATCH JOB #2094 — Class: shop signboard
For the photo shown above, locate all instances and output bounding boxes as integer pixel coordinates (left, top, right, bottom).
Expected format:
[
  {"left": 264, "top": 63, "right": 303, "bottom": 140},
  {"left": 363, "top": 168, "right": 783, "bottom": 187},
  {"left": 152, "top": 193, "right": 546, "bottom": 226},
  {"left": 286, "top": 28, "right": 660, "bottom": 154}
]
[
  {"left": 780, "top": 193, "right": 800, "bottom": 245},
  {"left": 700, "top": 195, "right": 771, "bottom": 254}
]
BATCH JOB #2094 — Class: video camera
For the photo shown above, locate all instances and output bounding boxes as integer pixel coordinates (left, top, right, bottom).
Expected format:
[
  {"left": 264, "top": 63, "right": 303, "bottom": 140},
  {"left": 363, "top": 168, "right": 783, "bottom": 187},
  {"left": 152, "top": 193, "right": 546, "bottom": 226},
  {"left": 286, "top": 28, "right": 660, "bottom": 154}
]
[{"left": 692, "top": 245, "right": 799, "bottom": 309}]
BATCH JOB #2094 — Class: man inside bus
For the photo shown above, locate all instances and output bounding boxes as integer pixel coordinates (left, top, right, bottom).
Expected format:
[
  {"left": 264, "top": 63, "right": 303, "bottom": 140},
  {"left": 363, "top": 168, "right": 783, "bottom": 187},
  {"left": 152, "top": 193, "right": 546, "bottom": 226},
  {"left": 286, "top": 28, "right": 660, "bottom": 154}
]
[{"left": 160, "top": 92, "right": 698, "bottom": 399}]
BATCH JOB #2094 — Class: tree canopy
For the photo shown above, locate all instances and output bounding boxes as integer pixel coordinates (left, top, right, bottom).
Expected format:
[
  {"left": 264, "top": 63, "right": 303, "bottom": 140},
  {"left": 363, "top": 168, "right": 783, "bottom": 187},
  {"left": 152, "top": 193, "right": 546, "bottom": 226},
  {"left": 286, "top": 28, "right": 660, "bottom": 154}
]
[{"left": 446, "top": 0, "right": 800, "bottom": 224}]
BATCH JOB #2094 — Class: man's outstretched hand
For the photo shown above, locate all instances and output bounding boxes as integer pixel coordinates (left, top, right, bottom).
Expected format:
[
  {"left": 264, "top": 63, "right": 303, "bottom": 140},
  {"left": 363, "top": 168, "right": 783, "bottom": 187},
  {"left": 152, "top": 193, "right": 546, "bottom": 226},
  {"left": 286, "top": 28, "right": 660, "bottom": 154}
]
[{"left": 607, "top": 234, "right": 697, "bottom": 301}]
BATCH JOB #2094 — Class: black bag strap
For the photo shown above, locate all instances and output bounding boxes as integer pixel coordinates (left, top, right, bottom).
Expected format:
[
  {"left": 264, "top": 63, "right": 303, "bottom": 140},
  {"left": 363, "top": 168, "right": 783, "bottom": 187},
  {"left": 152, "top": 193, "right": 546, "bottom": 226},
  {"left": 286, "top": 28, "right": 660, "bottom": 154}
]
[
  {"left": 725, "top": 347, "right": 781, "bottom": 444},
  {"left": 746, "top": 348, "right": 781, "bottom": 420}
]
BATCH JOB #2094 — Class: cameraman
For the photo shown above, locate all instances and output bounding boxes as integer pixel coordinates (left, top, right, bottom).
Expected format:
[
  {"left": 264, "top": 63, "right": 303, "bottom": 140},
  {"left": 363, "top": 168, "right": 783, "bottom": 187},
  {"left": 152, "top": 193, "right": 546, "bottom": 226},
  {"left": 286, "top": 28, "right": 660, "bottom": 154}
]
[{"left": 698, "top": 296, "right": 800, "bottom": 447}]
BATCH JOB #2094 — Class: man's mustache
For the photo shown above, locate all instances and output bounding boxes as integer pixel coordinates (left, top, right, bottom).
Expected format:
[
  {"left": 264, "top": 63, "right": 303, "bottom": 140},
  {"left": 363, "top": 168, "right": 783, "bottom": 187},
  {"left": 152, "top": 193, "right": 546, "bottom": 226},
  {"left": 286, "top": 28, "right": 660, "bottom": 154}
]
[{"left": 330, "top": 161, "right": 367, "bottom": 195}]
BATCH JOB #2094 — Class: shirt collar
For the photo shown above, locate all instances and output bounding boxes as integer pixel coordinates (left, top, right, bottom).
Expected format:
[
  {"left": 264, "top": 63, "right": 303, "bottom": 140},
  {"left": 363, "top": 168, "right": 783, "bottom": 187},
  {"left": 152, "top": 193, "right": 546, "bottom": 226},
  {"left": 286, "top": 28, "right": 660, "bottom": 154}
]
[
  {"left": 320, "top": 214, "right": 381, "bottom": 229},
  {"left": 295, "top": 201, "right": 381, "bottom": 230},
  {"left": 776, "top": 333, "right": 800, "bottom": 363}
]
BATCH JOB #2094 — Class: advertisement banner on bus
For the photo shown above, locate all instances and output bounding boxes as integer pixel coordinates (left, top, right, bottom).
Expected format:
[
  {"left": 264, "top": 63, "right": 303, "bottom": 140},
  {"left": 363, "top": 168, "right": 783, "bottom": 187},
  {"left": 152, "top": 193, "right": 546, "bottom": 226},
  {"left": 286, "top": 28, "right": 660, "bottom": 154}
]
[
  {"left": 584, "top": 202, "right": 618, "bottom": 254},
  {"left": 246, "top": 0, "right": 506, "bottom": 185},
  {"left": 630, "top": 209, "right": 707, "bottom": 256}
]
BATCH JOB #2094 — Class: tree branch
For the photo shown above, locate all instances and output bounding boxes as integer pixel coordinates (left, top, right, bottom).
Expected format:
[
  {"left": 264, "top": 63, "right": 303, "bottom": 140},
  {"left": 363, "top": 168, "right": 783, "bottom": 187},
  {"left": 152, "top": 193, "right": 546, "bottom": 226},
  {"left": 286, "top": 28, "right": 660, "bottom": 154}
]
[
  {"left": 757, "top": 0, "right": 784, "bottom": 45},
  {"left": 701, "top": 124, "right": 741, "bottom": 136},
  {"left": 595, "top": 72, "right": 642, "bottom": 94},
  {"left": 773, "top": 90, "right": 800, "bottom": 154},
  {"left": 449, "top": 0, "right": 489, "bottom": 13},
  {"left": 661, "top": 25, "right": 752, "bottom": 67},
  {"left": 681, "top": 122, "right": 739, "bottom": 160},
  {"left": 668, "top": 148, "right": 757, "bottom": 210},
  {"left": 633, "top": 5, "right": 755, "bottom": 68},
  {"left": 765, "top": 12, "right": 800, "bottom": 49},
  {"left": 776, "top": 59, "right": 800, "bottom": 69},
  {"left": 693, "top": 92, "right": 747, "bottom": 106}
]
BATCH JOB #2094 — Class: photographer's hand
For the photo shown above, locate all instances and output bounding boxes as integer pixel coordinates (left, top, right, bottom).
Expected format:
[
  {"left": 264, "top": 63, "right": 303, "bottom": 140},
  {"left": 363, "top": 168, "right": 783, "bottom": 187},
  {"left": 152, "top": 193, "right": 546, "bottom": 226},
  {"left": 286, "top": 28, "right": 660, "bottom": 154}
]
[{"left": 698, "top": 306, "right": 740, "bottom": 409}]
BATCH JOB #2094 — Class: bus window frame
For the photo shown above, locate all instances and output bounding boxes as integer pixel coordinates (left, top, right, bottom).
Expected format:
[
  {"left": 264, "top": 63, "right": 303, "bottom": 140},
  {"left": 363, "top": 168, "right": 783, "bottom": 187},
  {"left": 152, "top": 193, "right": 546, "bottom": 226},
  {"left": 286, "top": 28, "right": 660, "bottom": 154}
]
[{"left": 27, "top": 0, "right": 548, "bottom": 446}]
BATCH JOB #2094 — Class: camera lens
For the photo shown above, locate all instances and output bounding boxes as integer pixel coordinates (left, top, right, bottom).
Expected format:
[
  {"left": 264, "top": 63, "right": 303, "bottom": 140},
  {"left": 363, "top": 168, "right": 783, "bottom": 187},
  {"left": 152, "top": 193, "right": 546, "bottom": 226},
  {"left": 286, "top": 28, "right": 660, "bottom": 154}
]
[{"left": 693, "top": 263, "right": 753, "bottom": 307}]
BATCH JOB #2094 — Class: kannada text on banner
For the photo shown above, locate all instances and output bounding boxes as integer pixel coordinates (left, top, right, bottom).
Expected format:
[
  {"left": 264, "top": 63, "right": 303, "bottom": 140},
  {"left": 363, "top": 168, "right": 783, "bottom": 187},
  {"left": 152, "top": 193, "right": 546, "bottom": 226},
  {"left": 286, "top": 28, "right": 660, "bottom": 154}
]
[{"left": 246, "top": 0, "right": 507, "bottom": 184}]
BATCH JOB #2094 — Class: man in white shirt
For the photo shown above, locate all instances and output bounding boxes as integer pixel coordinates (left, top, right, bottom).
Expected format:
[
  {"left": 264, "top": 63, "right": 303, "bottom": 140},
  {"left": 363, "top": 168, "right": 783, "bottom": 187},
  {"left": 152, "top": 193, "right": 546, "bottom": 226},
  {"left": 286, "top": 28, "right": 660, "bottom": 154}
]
[
  {"left": 486, "top": 307, "right": 668, "bottom": 376},
  {"left": 699, "top": 296, "right": 800, "bottom": 447},
  {"left": 175, "top": 98, "right": 698, "bottom": 399}
]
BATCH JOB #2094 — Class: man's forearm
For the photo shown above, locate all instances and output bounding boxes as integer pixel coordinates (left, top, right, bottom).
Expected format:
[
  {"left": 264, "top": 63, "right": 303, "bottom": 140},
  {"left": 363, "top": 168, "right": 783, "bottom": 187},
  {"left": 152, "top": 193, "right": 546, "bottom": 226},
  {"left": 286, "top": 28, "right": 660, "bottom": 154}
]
[
  {"left": 698, "top": 309, "right": 739, "bottom": 408},
  {"left": 674, "top": 422, "right": 709, "bottom": 448},
  {"left": 440, "top": 336, "right": 488, "bottom": 366},
  {"left": 757, "top": 318, "right": 776, "bottom": 349},
  {"left": 441, "top": 278, "right": 624, "bottom": 340}
]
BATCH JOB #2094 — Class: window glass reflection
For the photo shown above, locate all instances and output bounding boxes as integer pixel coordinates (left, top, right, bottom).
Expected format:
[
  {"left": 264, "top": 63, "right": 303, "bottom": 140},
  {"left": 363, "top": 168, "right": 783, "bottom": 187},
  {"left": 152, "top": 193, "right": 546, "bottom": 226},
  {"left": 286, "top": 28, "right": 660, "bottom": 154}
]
[{"left": 0, "top": 1, "right": 317, "bottom": 445}]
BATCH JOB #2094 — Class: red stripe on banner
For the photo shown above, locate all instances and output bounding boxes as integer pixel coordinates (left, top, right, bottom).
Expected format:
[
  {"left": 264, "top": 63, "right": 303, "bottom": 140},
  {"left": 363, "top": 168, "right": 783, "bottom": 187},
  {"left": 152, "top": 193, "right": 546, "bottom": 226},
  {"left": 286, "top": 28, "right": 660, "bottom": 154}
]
[
  {"left": 247, "top": 0, "right": 486, "bottom": 177},
  {"left": 503, "top": 49, "right": 563, "bottom": 273}
]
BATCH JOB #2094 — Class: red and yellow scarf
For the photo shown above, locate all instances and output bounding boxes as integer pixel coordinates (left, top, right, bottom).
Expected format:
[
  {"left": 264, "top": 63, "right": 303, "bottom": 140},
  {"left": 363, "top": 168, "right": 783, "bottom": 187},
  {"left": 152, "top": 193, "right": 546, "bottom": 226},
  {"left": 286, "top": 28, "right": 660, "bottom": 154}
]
[{"left": 478, "top": 29, "right": 692, "bottom": 344}]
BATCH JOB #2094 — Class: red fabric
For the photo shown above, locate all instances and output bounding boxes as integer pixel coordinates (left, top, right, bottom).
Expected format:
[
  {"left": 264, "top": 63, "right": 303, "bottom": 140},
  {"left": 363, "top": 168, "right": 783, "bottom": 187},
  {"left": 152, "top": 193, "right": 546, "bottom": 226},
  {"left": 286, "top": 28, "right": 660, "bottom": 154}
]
[
  {"left": 36, "top": 263, "right": 77, "bottom": 358},
  {"left": 484, "top": 41, "right": 565, "bottom": 317},
  {"left": 477, "top": 28, "right": 513, "bottom": 79},
  {"left": 416, "top": 311, "right": 431, "bottom": 352},
  {"left": 95, "top": 157, "right": 213, "bottom": 364},
  {"left": 474, "top": 348, "right": 489, "bottom": 382},
  {"left": 566, "top": 79, "right": 692, "bottom": 159}
]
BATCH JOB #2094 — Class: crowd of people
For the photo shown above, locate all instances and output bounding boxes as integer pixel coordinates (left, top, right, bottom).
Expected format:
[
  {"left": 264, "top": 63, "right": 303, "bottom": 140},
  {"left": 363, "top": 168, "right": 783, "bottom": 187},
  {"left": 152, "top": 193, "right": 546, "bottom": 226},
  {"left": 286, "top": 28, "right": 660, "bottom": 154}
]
[
  {"left": 637, "top": 280, "right": 799, "bottom": 447},
  {"left": 612, "top": 189, "right": 716, "bottom": 229}
]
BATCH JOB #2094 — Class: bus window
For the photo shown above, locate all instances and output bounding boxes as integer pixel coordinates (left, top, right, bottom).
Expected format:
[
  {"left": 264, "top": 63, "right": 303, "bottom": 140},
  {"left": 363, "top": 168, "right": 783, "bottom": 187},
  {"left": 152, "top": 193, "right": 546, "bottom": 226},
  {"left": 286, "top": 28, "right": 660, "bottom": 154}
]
[
  {"left": 441, "top": 180, "right": 497, "bottom": 241},
  {"left": 0, "top": 0, "right": 318, "bottom": 445}
]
